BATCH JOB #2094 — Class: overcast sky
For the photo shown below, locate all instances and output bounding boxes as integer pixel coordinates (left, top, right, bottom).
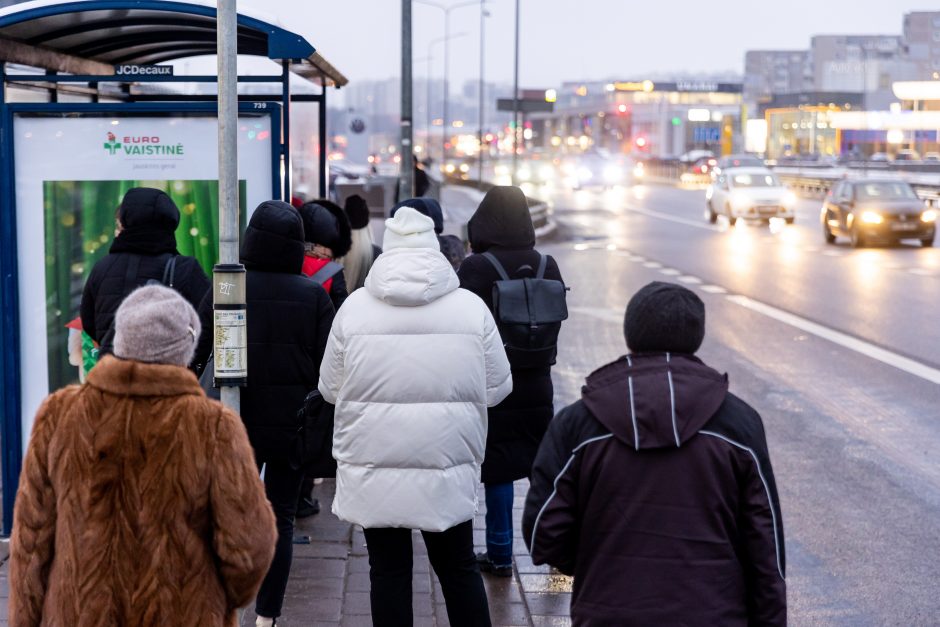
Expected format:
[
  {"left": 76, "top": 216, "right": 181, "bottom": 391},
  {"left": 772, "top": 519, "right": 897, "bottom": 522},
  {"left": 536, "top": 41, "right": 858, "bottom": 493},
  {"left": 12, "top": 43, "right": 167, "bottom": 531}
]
[{"left": 235, "top": 0, "right": 932, "bottom": 89}]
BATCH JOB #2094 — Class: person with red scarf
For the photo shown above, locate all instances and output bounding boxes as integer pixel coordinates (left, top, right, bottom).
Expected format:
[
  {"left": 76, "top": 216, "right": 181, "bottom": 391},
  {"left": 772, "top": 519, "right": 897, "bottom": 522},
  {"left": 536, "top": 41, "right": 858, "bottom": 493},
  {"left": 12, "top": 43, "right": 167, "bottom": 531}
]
[{"left": 298, "top": 200, "right": 352, "bottom": 312}]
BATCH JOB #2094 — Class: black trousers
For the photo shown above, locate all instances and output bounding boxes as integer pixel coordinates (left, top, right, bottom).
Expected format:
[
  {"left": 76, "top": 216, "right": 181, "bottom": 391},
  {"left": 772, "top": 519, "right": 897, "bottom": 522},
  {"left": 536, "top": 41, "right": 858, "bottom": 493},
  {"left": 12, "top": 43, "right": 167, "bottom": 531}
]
[
  {"left": 254, "top": 457, "right": 304, "bottom": 618},
  {"left": 363, "top": 520, "right": 491, "bottom": 627}
]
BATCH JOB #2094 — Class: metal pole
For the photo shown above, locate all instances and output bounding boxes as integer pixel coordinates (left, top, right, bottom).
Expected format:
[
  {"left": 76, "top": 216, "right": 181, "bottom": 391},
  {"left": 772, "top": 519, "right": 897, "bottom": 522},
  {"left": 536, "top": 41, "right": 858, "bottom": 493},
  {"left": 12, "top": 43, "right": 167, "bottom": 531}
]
[
  {"left": 215, "top": 0, "right": 243, "bottom": 412},
  {"left": 319, "top": 79, "right": 328, "bottom": 198},
  {"left": 477, "top": 0, "right": 485, "bottom": 186},
  {"left": 281, "top": 60, "right": 292, "bottom": 201},
  {"left": 401, "top": 0, "right": 415, "bottom": 199},
  {"left": 442, "top": 10, "right": 450, "bottom": 175},
  {"left": 512, "top": 0, "right": 520, "bottom": 185}
]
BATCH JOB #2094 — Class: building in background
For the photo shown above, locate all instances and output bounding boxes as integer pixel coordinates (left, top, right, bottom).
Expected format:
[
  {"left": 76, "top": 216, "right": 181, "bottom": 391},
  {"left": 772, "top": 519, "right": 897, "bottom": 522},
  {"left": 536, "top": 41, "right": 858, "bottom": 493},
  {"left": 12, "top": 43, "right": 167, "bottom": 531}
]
[{"left": 902, "top": 12, "right": 940, "bottom": 81}]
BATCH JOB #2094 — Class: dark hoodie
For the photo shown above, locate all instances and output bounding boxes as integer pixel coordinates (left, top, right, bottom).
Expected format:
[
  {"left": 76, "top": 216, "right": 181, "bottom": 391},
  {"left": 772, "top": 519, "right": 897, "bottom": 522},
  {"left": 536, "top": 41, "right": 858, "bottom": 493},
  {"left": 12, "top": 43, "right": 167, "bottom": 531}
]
[
  {"left": 80, "top": 188, "right": 210, "bottom": 357},
  {"left": 522, "top": 353, "right": 786, "bottom": 627},
  {"left": 458, "top": 186, "right": 563, "bottom": 484},
  {"left": 194, "top": 201, "right": 334, "bottom": 459}
]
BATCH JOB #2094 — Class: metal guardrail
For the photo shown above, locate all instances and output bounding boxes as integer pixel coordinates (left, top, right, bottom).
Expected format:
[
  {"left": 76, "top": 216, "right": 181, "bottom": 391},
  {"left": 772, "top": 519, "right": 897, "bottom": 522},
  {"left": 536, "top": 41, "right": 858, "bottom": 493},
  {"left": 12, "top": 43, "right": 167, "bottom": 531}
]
[
  {"left": 773, "top": 168, "right": 940, "bottom": 206},
  {"left": 443, "top": 175, "right": 554, "bottom": 235}
]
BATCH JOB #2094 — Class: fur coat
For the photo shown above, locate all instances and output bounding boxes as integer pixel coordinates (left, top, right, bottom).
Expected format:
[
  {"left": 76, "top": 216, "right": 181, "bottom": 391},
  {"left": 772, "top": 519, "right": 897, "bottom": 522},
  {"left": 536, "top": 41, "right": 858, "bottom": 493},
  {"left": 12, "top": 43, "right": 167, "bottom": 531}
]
[{"left": 9, "top": 356, "right": 277, "bottom": 627}]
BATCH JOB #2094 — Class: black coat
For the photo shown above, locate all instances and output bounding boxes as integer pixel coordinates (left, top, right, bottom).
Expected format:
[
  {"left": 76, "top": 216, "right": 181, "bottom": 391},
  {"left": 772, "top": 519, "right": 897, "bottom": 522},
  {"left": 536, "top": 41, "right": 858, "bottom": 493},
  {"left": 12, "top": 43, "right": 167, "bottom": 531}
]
[
  {"left": 195, "top": 201, "right": 334, "bottom": 461},
  {"left": 457, "top": 185, "right": 563, "bottom": 484},
  {"left": 522, "top": 354, "right": 786, "bottom": 626},
  {"left": 80, "top": 189, "right": 210, "bottom": 358}
]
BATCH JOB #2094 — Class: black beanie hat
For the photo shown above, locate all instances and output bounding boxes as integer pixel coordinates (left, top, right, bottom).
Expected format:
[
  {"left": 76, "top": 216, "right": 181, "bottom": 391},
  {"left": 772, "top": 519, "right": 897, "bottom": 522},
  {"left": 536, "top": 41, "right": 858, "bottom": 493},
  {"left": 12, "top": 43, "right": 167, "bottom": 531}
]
[
  {"left": 391, "top": 197, "right": 445, "bottom": 234},
  {"left": 299, "top": 200, "right": 353, "bottom": 258},
  {"left": 345, "top": 194, "right": 371, "bottom": 229},
  {"left": 624, "top": 282, "right": 705, "bottom": 355}
]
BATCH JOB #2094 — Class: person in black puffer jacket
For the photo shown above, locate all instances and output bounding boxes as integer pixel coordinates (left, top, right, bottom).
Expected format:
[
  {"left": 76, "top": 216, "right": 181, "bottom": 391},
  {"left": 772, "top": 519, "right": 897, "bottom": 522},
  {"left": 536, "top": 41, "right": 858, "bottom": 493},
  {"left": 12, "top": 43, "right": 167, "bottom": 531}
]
[
  {"left": 194, "top": 200, "right": 334, "bottom": 625},
  {"left": 456, "top": 186, "right": 565, "bottom": 577},
  {"left": 80, "top": 188, "right": 210, "bottom": 361}
]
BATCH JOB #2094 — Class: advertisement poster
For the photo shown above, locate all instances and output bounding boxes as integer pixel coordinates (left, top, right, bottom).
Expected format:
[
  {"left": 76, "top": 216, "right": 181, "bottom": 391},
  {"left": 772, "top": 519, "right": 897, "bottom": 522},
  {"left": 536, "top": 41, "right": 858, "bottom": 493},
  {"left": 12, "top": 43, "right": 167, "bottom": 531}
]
[{"left": 14, "top": 114, "right": 274, "bottom": 442}]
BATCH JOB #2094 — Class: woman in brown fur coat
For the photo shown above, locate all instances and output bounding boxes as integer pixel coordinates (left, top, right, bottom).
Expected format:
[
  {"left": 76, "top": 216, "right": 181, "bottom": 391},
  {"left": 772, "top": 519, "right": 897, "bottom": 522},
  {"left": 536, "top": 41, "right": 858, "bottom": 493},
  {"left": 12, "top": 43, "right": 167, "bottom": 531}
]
[{"left": 10, "top": 285, "right": 277, "bottom": 627}]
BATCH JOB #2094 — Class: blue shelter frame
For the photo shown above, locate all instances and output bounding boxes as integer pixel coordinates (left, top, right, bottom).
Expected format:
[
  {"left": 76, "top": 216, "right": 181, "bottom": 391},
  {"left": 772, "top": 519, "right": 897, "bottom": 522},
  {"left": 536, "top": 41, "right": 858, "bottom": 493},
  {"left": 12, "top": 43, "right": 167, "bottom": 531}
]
[{"left": 0, "top": 0, "right": 347, "bottom": 534}]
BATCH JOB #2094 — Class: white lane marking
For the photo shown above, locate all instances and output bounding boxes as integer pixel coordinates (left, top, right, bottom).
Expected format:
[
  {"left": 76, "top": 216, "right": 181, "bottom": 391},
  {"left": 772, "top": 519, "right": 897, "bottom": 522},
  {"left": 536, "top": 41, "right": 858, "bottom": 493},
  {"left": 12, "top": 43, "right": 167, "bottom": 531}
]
[
  {"left": 624, "top": 203, "right": 720, "bottom": 232},
  {"left": 643, "top": 261, "right": 663, "bottom": 269},
  {"left": 908, "top": 268, "right": 932, "bottom": 276},
  {"left": 804, "top": 247, "right": 821, "bottom": 253},
  {"left": 726, "top": 295, "right": 940, "bottom": 385},
  {"left": 660, "top": 268, "right": 681, "bottom": 276},
  {"left": 701, "top": 285, "right": 727, "bottom": 294},
  {"left": 822, "top": 250, "right": 843, "bottom": 257},
  {"left": 679, "top": 275, "right": 703, "bottom": 285},
  {"left": 629, "top": 255, "right": 646, "bottom": 262}
]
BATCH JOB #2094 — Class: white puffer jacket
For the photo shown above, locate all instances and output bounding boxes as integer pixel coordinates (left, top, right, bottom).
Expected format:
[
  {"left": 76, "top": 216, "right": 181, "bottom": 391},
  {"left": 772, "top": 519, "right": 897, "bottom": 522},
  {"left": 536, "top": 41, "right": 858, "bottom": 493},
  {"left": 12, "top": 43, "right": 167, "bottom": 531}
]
[{"left": 318, "top": 246, "right": 512, "bottom": 532}]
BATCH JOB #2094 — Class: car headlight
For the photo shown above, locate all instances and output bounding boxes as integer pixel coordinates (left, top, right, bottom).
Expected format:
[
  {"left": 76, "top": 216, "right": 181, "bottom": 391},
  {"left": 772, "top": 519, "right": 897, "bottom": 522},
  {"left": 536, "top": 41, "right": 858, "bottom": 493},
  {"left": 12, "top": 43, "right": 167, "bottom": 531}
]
[
  {"left": 538, "top": 165, "right": 554, "bottom": 180},
  {"left": 783, "top": 191, "right": 797, "bottom": 207},
  {"left": 517, "top": 167, "right": 532, "bottom": 181},
  {"left": 459, "top": 163, "right": 470, "bottom": 173},
  {"left": 922, "top": 209, "right": 937, "bottom": 223},
  {"left": 860, "top": 211, "right": 883, "bottom": 224},
  {"left": 603, "top": 165, "right": 622, "bottom": 182},
  {"left": 633, "top": 163, "right": 645, "bottom": 177},
  {"left": 731, "top": 191, "right": 749, "bottom": 211}
]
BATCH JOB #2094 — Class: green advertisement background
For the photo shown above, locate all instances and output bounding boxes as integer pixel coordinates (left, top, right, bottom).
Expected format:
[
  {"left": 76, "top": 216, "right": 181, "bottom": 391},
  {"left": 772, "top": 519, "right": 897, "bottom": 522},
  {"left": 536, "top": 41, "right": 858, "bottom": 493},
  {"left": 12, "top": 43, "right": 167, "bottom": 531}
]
[{"left": 43, "top": 179, "right": 247, "bottom": 391}]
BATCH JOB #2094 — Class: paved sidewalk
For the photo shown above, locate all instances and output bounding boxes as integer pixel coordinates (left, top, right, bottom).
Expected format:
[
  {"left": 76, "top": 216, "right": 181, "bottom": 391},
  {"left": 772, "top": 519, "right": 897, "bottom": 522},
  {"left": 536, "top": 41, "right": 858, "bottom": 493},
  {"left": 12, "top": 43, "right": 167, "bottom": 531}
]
[
  {"left": 0, "top": 479, "right": 570, "bottom": 626},
  {"left": 239, "top": 479, "right": 572, "bottom": 626}
]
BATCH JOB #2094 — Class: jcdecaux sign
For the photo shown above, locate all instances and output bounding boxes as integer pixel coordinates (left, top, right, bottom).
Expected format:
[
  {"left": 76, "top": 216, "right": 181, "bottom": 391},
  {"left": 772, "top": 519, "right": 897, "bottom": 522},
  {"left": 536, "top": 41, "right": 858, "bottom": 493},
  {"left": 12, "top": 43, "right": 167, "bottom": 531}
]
[{"left": 114, "top": 64, "right": 174, "bottom": 76}]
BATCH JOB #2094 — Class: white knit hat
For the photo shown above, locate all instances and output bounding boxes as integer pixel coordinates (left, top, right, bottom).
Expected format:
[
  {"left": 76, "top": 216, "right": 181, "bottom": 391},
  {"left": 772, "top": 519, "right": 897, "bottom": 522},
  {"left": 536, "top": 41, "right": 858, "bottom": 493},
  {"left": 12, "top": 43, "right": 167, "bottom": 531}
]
[
  {"left": 113, "top": 285, "right": 201, "bottom": 367},
  {"left": 382, "top": 206, "right": 439, "bottom": 251}
]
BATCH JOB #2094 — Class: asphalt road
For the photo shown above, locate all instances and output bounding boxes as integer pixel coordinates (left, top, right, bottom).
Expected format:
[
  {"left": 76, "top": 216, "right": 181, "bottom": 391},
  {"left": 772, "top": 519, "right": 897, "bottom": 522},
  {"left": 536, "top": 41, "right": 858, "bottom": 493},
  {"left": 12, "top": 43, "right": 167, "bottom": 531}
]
[{"left": 522, "top": 182, "right": 940, "bottom": 625}]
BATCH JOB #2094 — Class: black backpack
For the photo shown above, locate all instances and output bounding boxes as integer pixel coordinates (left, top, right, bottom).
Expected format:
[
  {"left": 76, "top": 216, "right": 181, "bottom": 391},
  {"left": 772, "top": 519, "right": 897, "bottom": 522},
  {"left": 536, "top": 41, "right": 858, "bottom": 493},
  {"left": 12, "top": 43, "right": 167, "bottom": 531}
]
[{"left": 482, "top": 252, "right": 568, "bottom": 369}]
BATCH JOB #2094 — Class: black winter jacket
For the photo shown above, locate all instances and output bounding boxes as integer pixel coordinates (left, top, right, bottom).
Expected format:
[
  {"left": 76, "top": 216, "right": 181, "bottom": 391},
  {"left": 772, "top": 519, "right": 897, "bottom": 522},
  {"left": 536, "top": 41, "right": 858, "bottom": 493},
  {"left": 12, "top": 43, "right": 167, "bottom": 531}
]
[
  {"left": 523, "top": 354, "right": 786, "bottom": 626},
  {"left": 80, "top": 189, "right": 210, "bottom": 357},
  {"left": 194, "top": 201, "right": 334, "bottom": 461},
  {"left": 457, "top": 186, "right": 563, "bottom": 484}
]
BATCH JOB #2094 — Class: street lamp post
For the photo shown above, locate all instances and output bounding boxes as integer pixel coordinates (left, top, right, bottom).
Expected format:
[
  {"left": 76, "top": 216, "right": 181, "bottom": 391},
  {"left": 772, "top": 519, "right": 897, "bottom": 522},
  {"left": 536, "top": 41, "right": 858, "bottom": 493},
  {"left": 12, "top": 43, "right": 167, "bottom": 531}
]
[
  {"left": 416, "top": 0, "right": 480, "bottom": 174},
  {"left": 512, "top": 0, "right": 520, "bottom": 185},
  {"left": 423, "top": 32, "right": 468, "bottom": 164},
  {"left": 478, "top": 2, "right": 489, "bottom": 186}
]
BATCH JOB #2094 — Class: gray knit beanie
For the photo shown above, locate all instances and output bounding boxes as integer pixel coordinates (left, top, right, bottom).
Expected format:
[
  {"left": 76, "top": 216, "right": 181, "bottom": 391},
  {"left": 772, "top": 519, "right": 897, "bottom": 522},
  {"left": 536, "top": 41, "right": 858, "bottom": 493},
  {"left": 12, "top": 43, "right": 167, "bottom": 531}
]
[
  {"left": 624, "top": 281, "right": 705, "bottom": 355},
  {"left": 113, "top": 285, "right": 201, "bottom": 367}
]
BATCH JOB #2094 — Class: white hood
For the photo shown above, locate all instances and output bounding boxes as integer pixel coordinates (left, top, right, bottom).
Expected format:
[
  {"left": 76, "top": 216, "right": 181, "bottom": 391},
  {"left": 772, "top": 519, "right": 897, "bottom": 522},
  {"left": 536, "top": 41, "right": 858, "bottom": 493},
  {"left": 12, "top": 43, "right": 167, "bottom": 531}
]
[{"left": 365, "top": 247, "right": 459, "bottom": 307}]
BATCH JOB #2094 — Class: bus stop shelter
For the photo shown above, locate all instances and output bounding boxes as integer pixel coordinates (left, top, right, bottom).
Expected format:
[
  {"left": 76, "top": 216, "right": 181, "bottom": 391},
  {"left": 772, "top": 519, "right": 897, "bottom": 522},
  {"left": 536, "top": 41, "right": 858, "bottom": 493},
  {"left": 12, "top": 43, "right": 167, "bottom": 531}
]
[{"left": 0, "top": 0, "right": 348, "bottom": 533}]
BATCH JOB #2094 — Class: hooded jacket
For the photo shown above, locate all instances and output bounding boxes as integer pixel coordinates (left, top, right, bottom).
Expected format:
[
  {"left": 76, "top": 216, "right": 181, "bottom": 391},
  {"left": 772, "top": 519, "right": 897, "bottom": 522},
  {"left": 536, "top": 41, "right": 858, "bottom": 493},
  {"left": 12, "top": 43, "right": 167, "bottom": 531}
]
[
  {"left": 10, "top": 356, "right": 277, "bottom": 627},
  {"left": 318, "top": 246, "right": 512, "bottom": 532},
  {"left": 457, "top": 186, "right": 563, "bottom": 484},
  {"left": 522, "top": 354, "right": 786, "bottom": 626},
  {"left": 80, "top": 188, "right": 210, "bottom": 358},
  {"left": 194, "top": 201, "right": 335, "bottom": 461}
]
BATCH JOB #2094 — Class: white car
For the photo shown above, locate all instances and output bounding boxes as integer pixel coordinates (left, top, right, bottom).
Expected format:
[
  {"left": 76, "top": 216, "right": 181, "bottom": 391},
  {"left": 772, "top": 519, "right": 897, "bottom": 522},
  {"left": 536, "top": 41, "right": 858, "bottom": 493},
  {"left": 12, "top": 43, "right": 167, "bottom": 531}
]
[{"left": 705, "top": 168, "right": 797, "bottom": 225}]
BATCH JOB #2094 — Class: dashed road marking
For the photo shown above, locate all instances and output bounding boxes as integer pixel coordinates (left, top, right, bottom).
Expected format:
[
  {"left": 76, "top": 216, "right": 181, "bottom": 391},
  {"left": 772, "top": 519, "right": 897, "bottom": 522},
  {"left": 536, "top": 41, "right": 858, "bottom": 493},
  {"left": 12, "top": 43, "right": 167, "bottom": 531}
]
[
  {"left": 679, "top": 275, "right": 703, "bottom": 285},
  {"left": 643, "top": 261, "right": 662, "bottom": 269},
  {"left": 909, "top": 268, "right": 933, "bottom": 276},
  {"left": 660, "top": 268, "right": 681, "bottom": 276},
  {"left": 700, "top": 285, "right": 727, "bottom": 294}
]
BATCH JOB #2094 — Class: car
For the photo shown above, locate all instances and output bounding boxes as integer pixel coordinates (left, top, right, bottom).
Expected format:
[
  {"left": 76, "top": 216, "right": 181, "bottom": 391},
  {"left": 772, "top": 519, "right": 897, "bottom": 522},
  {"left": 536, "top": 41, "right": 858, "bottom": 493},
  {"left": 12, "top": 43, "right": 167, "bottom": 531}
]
[
  {"left": 894, "top": 149, "right": 921, "bottom": 161},
  {"left": 923, "top": 152, "right": 940, "bottom": 162},
  {"left": 870, "top": 152, "right": 892, "bottom": 163},
  {"left": 679, "top": 149, "right": 715, "bottom": 164},
  {"left": 705, "top": 168, "right": 797, "bottom": 225},
  {"left": 562, "top": 149, "right": 630, "bottom": 189},
  {"left": 712, "top": 154, "right": 765, "bottom": 176},
  {"left": 820, "top": 179, "right": 936, "bottom": 248}
]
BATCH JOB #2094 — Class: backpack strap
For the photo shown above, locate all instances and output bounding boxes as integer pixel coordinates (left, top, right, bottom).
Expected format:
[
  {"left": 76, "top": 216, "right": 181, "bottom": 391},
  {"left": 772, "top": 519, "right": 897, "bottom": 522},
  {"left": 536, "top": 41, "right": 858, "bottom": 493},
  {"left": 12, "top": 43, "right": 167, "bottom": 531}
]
[
  {"left": 535, "top": 253, "right": 548, "bottom": 280},
  {"left": 123, "top": 254, "right": 142, "bottom": 294},
  {"left": 481, "top": 252, "right": 511, "bottom": 281},
  {"left": 161, "top": 255, "right": 177, "bottom": 288},
  {"left": 309, "top": 261, "right": 343, "bottom": 286}
]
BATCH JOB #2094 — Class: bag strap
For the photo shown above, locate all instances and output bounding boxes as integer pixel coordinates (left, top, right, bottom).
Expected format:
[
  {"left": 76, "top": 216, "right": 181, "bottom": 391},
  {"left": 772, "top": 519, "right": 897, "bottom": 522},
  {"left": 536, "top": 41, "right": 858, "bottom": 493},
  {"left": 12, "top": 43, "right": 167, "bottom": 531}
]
[
  {"left": 123, "top": 254, "right": 142, "bottom": 295},
  {"left": 309, "top": 261, "right": 343, "bottom": 286},
  {"left": 535, "top": 253, "right": 548, "bottom": 280},
  {"left": 481, "top": 252, "right": 511, "bottom": 281},
  {"left": 161, "top": 255, "right": 177, "bottom": 288}
]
